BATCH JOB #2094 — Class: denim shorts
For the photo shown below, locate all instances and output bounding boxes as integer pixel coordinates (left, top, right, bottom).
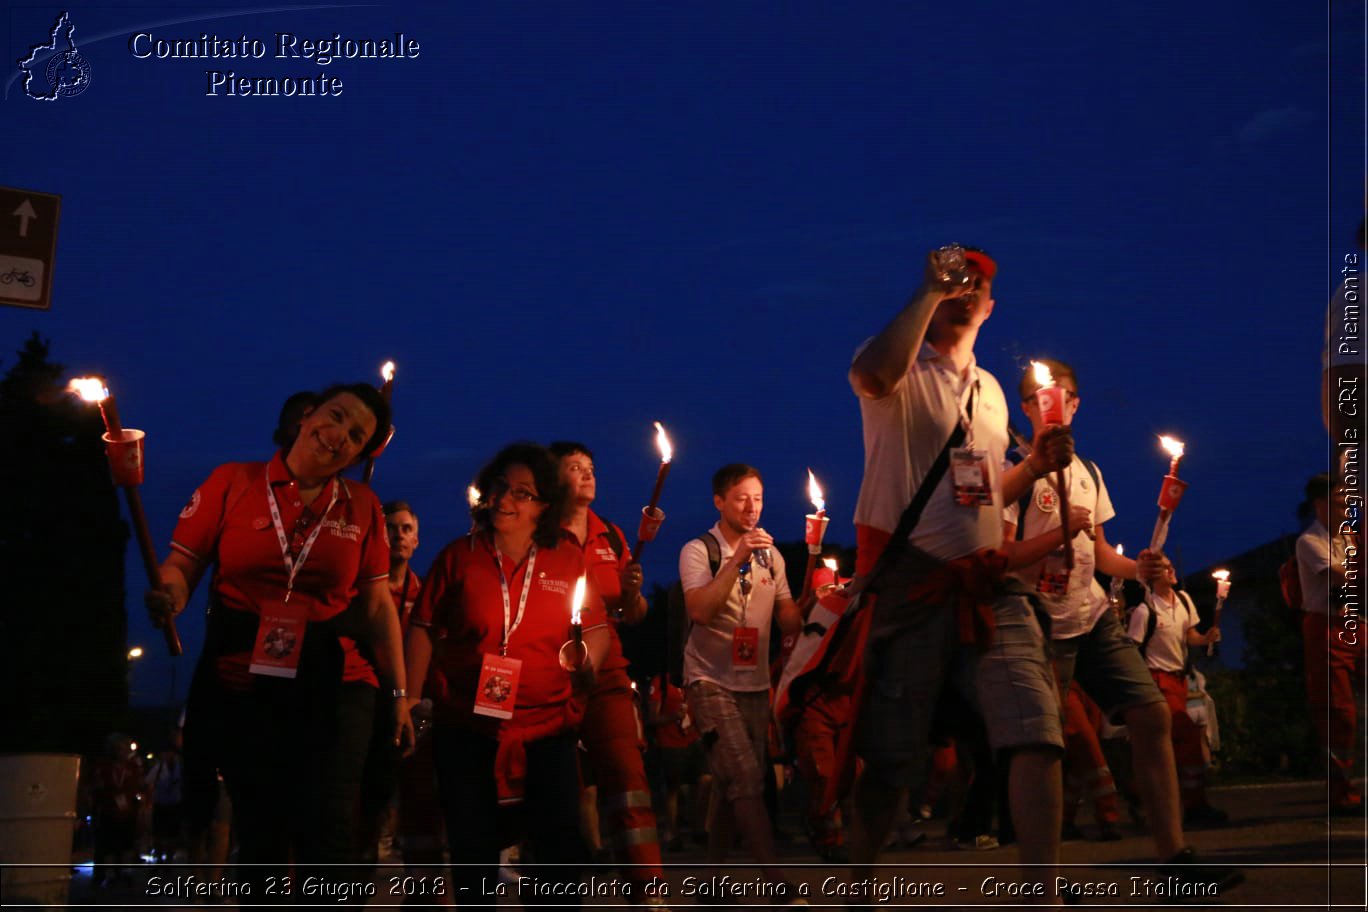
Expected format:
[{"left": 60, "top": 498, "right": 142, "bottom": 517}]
[{"left": 1052, "top": 610, "right": 1164, "bottom": 722}]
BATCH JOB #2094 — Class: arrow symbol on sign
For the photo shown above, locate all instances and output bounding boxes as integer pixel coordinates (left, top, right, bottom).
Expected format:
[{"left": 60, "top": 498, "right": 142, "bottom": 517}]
[{"left": 12, "top": 200, "right": 37, "bottom": 238}]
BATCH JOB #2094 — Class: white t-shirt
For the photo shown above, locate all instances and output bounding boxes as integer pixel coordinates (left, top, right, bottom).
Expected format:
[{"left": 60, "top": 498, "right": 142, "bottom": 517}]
[
  {"left": 853, "top": 341, "right": 1009, "bottom": 561},
  {"left": 1296, "top": 518, "right": 1345, "bottom": 617},
  {"left": 1003, "top": 455, "right": 1116, "bottom": 639},
  {"left": 679, "top": 523, "right": 792, "bottom": 692},
  {"left": 1128, "top": 589, "right": 1199, "bottom": 674}
]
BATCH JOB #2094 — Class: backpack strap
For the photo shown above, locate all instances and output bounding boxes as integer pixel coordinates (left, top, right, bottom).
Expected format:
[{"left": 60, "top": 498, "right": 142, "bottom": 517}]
[
  {"left": 602, "top": 521, "right": 624, "bottom": 562},
  {"left": 700, "top": 532, "right": 721, "bottom": 576},
  {"left": 861, "top": 385, "right": 975, "bottom": 594}
]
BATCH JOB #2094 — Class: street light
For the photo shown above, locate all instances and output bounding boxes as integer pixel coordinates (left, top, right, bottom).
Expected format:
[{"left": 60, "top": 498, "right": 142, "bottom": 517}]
[{"left": 127, "top": 647, "right": 144, "bottom": 660}]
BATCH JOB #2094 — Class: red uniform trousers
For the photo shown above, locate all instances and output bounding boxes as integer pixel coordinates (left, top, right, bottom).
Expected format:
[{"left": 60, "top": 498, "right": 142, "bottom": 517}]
[
  {"left": 582, "top": 675, "right": 663, "bottom": 883},
  {"left": 1150, "top": 670, "right": 1207, "bottom": 809},
  {"left": 1061, "top": 685, "right": 1120, "bottom": 826},
  {"left": 793, "top": 691, "right": 852, "bottom": 849},
  {"left": 1303, "top": 611, "right": 1367, "bottom": 807}
]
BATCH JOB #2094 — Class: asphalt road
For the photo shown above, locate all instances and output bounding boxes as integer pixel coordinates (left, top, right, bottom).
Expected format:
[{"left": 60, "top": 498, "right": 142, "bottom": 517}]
[{"left": 38, "top": 780, "right": 1367, "bottom": 910}]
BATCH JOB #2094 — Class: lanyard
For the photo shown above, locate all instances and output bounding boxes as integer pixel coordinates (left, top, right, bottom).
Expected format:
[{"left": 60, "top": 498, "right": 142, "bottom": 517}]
[
  {"left": 264, "top": 476, "right": 340, "bottom": 603},
  {"left": 493, "top": 543, "right": 537, "bottom": 656}
]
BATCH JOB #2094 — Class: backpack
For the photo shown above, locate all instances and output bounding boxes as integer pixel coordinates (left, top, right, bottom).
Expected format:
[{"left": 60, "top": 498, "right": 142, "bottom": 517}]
[
  {"left": 1278, "top": 555, "right": 1303, "bottom": 613},
  {"left": 665, "top": 534, "right": 721, "bottom": 687}
]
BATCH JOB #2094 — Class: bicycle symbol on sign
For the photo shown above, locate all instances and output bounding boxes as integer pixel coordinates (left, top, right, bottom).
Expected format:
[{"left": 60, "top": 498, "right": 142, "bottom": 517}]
[{"left": 0, "top": 269, "right": 35, "bottom": 287}]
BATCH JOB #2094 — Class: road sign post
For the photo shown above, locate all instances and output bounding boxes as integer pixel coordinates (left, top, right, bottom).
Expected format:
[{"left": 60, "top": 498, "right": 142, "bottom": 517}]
[{"left": 0, "top": 186, "right": 62, "bottom": 311}]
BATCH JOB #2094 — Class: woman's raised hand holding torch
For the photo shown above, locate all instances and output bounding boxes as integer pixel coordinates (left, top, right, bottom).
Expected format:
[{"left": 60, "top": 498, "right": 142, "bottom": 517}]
[{"left": 69, "top": 377, "right": 183, "bottom": 656}]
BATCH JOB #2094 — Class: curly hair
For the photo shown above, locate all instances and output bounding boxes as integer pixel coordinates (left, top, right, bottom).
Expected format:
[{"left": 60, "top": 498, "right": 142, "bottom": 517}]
[{"left": 471, "top": 442, "right": 570, "bottom": 549}]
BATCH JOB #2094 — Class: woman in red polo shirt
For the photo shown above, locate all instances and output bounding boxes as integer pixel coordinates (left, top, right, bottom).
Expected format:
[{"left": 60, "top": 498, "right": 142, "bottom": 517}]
[
  {"left": 146, "top": 383, "right": 412, "bottom": 896},
  {"left": 405, "top": 442, "right": 594, "bottom": 905}
]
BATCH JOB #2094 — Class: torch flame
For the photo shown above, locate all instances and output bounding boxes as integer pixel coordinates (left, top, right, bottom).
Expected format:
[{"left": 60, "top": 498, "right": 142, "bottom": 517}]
[
  {"left": 654, "top": 421, "right": 673, "bottom": 464},
  {"left": 1159, "top": 435, "right": 1186, "bottom": 460},
  {"left": 823, "top": 558, "right": 839, "bottom": 574},
  {"left": 467, "top": 486, "right": 482, "bottom": 508},
  {"left": 68, "top": 377, "right": 110, "bottom": 403},
  {"left": 1115, "top": 544, "right": 1124, "bottom": 557},
  {"left": 1211, "top": 569, "right": 1230, "bottom": 582},
  {"left": 571, "top": 575, "right": 586, "bottom": 626},
  {"left": 381, "top": 361, "right": 396, "bottom": 382},
  {"left": 1030, "top": 360, "right": 1054, "bottom": 389},
  {"left": 807, "top": 469, "right": 825, "bottom": 513}
]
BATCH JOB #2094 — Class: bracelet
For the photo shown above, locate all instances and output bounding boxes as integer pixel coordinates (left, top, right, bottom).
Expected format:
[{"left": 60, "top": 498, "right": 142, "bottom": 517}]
[
  {"left": 391, "top": 687, "right": 407, "bottom": 700},
  {"left": 1024, "top": 459, "right": 1044, "bottom": 479}
]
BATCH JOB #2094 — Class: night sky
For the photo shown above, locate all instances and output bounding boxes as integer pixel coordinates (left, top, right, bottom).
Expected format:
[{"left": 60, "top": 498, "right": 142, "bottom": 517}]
[{"left": 4, "top": 1, "right": 1361, "bottom": 705}]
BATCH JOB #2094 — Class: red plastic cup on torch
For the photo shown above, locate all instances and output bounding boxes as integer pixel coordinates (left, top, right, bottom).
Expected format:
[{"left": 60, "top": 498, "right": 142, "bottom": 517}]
[
  {"left": 102, "top": 429, "right": 146, "bottom": 486},
  {"left": 69, "top": 378, "right": 182, "bottom": 657},
  {"left": 1031, "top": 361, "right": 1073, "bottom": 573},
  {"left": 1148, "top": 436, "right": 1187, "bottom": 554},
  {"left": 632, "top": 422, "right": 673, "bottom": 560},
  {"left": 801, "top": 469, "right": 830, "bottom": 597}
]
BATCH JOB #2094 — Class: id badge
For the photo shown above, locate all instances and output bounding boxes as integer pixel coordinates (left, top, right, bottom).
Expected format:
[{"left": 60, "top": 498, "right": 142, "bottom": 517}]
[
  {"left": 951, "top": 447, "right": 993, "bottom": 507},
  {"left": 1037, "top": 549, "right": 1070, "bottom": 596},
  {"left": 249, "top": 600, "right": 308, "bottom": 679},
  {"left": 473, "top": 653, "right": 522, "bottom": 720},
  {"left": 732, "top": 627, "right": 760, "bottom": 669}
]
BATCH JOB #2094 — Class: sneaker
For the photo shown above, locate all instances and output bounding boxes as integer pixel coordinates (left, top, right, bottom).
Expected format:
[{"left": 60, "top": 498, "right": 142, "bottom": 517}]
[
  {"left": 1096, "top": 822, "right": 1123, "bottom": 841},
  {"left": 1183, "top": 803, "right": 1230, "bottom": 829},
  {"left": 1161, "top": 847, "right": 1245, "bottom": 895},
  {"left": 1061, "top": 822, "right": 1085, "bottom": 842},
  {"left": 955, "top": 834, "right": 999, "bottom": 851}
]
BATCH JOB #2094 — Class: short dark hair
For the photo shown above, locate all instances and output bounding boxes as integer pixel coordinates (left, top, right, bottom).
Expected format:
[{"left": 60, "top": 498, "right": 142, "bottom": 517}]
[
  {"left": 382, "top": 500, "right": 416, "bottom": 520},
  {"left": 712, "top": 463, "right": 763, "bottom": 498},
  {"left": 548, "top": 441, "right": 595, "bottom": 462},
  {"left": 273, "top": 390, "right": 320, "bottom": 449},
  {"left": 1305, "top": 473, "right": 1330, "bottom": 503},
  {"left": 472, "top": 442, "right": 570, "bottom": 549},
  {"left": 314, "top": 383, "right": 393, "bottom": 458},
  {"left": 1019, "top": 358, "right": 1079, "bottom": 401}
]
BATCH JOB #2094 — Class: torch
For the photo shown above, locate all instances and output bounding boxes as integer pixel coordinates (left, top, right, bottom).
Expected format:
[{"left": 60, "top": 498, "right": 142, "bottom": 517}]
[
  {"left": 820, "top": 557, "right": 842, "bottom": 595},
  {"left": 1030, "top": 361, "right": 1073, "bottom": 573},
  {"left": 633, "top": 422, "right": 673, "bottom": 560},
  {"left": 69, "top": 378, "right": 182, "bottom": 656},
  {"left": 559, "top": 574, "right": 589, "bottom": 671},
  {"left": 801, "top": 470, "right": 829, "bottom": 598},
  {"left": 362, "top": 360, "right": 396, "bottom": 485},
  {"left": 1108, "top": 544, "right": 1126, "bottom": 620},
  {"left": 1149, "top": 436, "right": 1187, "bottom": 554},
  {"left": 1208, "top": 569, "right": 1231, "bottom": 656}
]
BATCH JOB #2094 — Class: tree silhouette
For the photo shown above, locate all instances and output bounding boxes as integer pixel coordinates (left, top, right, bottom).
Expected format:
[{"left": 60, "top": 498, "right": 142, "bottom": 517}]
[{"left": 0, "top": 333, "right": 129, "bottom": 753}]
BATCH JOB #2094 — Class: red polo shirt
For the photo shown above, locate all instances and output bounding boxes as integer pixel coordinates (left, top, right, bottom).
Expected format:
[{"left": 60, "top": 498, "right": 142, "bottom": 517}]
[
  {"left": 390, "top": 568, "right": 423, "bottom": 636},
  {"left": 170, "top": 454, "right": 389, "bottom": 690},
  {"left": 569, "top": 511, "right": 631, "bottom": 685},
  {"left": 411, "top": 532, "right": 594, "bottom": 736}
]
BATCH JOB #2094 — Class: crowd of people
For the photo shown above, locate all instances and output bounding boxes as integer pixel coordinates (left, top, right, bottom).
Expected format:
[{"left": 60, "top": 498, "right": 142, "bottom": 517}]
[{"left": 100, "top": 244, "right": 1355, "bottom": 907}]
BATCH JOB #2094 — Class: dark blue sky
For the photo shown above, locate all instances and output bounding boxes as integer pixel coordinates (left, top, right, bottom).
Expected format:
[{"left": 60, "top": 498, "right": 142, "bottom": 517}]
[{"left": 4, "top": 1, "right": 1360, "bottom": 704}]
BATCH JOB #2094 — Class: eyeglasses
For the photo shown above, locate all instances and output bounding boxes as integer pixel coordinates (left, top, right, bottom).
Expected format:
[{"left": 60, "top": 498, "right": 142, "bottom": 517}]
[{"left": 491, "top": 478, "right": 542, "bottom": 503}]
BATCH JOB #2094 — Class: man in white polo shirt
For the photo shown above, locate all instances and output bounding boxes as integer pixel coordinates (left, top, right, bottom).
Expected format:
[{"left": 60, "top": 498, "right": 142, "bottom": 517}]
[
  {"left": 1006, "top": 358, "right": 1230, "bottom": 839},
  {"left": 680, "top": 463, "right": 804, "bottom": 896},
  {"left": 847, "top": 246, "right": 1075, "bottom": 899}
]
